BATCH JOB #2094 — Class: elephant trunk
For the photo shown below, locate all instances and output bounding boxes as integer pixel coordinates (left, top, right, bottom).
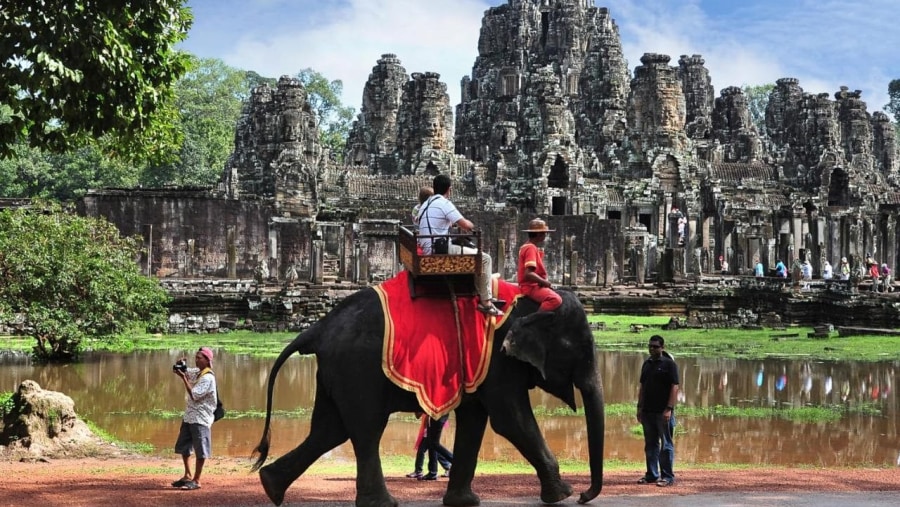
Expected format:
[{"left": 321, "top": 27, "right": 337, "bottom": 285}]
[{"left": 576, "top": 370, "right": 604, "bottom": 504}]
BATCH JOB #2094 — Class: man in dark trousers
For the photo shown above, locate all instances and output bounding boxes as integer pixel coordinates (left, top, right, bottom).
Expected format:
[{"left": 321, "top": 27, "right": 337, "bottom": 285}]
[{"left": 636, "top": 335, "right": 679, "bottom": 487}]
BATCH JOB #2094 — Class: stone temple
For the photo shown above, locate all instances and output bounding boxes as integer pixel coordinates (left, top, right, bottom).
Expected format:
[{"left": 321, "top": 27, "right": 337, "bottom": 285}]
[{"left": 80, "top": 0, "right": 899, "bottom": 326}]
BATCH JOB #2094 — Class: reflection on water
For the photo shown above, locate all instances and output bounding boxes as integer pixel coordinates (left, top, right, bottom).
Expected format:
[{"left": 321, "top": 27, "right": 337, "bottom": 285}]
[{"left": 0, "top": 348, "right": 897, "bottom": 467}]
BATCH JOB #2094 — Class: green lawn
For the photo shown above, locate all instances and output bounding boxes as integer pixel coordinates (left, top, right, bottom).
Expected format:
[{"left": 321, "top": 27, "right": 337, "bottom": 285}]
[
  {"left": 589, "top": 314, "right": 900, "bottom": 362},
  {"left": 4, "top": 314, "right": 899, "bottom": 362}
]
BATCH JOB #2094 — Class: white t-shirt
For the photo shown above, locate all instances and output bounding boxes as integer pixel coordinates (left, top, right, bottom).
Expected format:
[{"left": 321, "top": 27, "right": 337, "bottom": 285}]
[{"left": 416, "top": 195, "right": 463, "bottom": 254}]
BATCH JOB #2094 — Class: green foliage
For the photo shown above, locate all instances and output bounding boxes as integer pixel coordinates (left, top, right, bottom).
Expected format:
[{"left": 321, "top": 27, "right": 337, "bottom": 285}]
[
  {"left": 0, "top": 1, "right": 193, "bottom": 161},
  {"left": 0, "top": 391, "right": 13, "bottom": 419},
  {"left": 743, "top": 83, "right": 774, "bottom": 136},
  {"left": 0, "top": 202, "right": 170, "bottom": 362},
  {"left": 141, "top": 57, "right": 253, "bottom": 187},
  {"left": 886, "top": 80, "right": 900, "bottom": 144},
  {"left": 296, "top": 68, "right": 356, "bottom": 161},
  {"left": 0, "top": 142, "right": 140, "bottom": 200},
  {"left": 885, "top": 79, "right": 900, "bottom": 124}
]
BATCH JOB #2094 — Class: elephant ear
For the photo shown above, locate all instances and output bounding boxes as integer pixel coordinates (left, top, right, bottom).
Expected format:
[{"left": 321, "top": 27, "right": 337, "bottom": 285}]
[{"left": 502, "top": 311, "right": 555, "bottom": 378}]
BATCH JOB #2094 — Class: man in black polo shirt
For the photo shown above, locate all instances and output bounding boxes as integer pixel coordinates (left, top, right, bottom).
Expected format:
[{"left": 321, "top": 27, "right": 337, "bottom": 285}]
[{"left": 636, "top": 335, "right": 679, "bottom": 487}]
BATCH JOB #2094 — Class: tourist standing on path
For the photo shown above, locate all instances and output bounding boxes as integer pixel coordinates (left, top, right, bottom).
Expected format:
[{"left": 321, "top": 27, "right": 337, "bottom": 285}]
[
  {"left": 517, "top": 218, "right": 562, "bottom": 313},
  {"left": 171, "top": 347, "right": 218, "bottom": 491},
  {"left": 417, "top": 174, "right": 501, "bottom": 316},
  {"left": 839, "top": 257, "right": 851, "bottom": 280},
  {"left": 754, "top": 258, "right": 765, "bottom": 277},
  {"left": 636, "top": 335, "right": 679, "bottom": 488},
  {"left": 775, "top": 259, "right": 787, "bottom": 278},
  {"left": 869, "top": 262, "right": 881, "bottom": 292},
  {"left": 822, "top": 260, "right": 833, "bottom": 280},
  {"left": 406, "top": 414, "right": 452, "bottom": 480}
]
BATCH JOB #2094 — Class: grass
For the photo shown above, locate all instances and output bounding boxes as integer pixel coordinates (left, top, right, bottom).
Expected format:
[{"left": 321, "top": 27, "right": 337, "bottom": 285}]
[
  {"left": 5, "top": 314, "right": 900, "bottom": 362},
  {"left": 83, "top": 419, "right": 155, "bottom": 454},
  {"left": 590, "top": 314, "right": 900, "bottom": 361}
]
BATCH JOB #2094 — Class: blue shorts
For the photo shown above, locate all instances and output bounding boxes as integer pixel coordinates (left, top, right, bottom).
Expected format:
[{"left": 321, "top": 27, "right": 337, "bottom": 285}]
[{"left": 174, "top": 421, "right": 212, "bottom": 458}]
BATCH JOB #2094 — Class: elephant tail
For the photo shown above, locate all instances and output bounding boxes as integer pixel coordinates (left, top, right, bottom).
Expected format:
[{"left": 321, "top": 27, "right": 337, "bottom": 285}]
[{"left": 250, "top": 326, "right": 319, "bottom": 471}]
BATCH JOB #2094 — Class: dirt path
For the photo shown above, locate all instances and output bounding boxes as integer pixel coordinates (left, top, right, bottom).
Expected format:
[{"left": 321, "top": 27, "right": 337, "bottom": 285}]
[{"left": 1, "top": 454, "right": 899, "bottom": 507}]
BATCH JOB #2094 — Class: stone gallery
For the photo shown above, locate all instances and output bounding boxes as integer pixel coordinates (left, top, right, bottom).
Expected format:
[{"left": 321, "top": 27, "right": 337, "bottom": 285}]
[{"left": 81, "top": 0, "right": 897, "bottom": 311}]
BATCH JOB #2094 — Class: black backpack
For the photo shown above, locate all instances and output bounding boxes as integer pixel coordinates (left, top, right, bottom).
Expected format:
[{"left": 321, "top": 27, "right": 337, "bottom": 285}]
[{"left": 213, "top": 389, "right": 225, "bottom": 422}]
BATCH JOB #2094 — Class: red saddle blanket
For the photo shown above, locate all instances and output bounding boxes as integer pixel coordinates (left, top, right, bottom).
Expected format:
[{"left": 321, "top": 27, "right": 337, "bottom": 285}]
[{"left": 373, "top": 271, "right": 520, "bottom": 419}]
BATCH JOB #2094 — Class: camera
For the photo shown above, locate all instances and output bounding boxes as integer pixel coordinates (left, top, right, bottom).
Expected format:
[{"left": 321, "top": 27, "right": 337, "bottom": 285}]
[{"left": 173, "top": 359, "right": 188, "bottom": 373}]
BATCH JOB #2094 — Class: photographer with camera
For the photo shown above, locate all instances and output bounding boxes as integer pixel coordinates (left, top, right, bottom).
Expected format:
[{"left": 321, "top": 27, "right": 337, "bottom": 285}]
[{"left": 171, "top": 347, "right": 217, "bottom": 491}]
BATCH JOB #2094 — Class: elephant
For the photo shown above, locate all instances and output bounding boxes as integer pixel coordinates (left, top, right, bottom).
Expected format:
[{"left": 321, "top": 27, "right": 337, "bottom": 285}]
[{"left": 251, "top": 287, "right": 604, "bottom": 507}]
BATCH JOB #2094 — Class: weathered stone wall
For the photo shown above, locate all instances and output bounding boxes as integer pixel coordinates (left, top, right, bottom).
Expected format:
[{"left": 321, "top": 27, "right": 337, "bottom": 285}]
[{"left": 79, "top": 189, "right": 274, "bottom": 279}]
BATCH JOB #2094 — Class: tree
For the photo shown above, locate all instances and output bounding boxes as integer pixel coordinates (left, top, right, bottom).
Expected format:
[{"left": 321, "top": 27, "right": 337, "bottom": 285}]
[
  {"left": 0, "top": 142, "right": 140, "bottom": 200},
  {"left": 743, "top": 84, "right": 774, "bottom": 136},
  {"left": 885, "top": 79, "right": 900, "bottom": 123},
  {"left": 141, "top": 57, "right": 251, "bottom": 187},
  {"left": 296, "top": 68, "right": 356, "bottom": 160},
  {"left": 0, "top": 202, "right": 170, "bottom": 362},
  {"left": 0, "top": 1, "right": 193, "bottom": 161}
]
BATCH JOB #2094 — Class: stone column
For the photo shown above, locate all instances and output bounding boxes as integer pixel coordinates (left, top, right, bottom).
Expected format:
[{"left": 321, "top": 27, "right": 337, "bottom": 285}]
[
  {"left": 702, "top": 215, "right": 712, "bottom": 274},
  {"left": 792, "top": 213, "right": 803, "bottom": 261},
  {"left": 311, "top": 239, "right": 324, "bottom": 284},
  {"left": 226, "top": 226, "right": 236, "bottom": 279},
  {"left": 496, "top": 238, "right": 506, "bottom": 280},
  {"left": 723, "top": 225, "right": 733, "bottom": 268},
  {"left": 636, "top": 248, "right": 646, "bottom": 286},
  {"left": 268, "top": 230, "right": 279, "bottom": 281},
  {"left": 356, "top": 242, "right": 369, "bottom": 283},
  {"left": 570, "top": 250, "right": 579, "bottom": 286},
  {"left": 886, "top": 215, "right": 897, "bottom": 271},
  {"left": 186, "top": 239, "right": 195, "bottom": 277},
  {"left": 689, "top": 215, "right": 700, "bottom": 269},
  {"left": 605, "top": 249, "right": 616, "bottom": 286}
]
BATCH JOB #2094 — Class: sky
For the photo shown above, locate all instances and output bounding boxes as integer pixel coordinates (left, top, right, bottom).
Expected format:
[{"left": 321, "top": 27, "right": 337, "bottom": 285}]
[{"left": 181, "top": 0, "right": 898, "bottom": 116}]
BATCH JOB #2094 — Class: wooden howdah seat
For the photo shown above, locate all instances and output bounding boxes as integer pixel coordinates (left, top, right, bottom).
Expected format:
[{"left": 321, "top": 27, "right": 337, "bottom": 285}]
[{"left": 398, "top": 225, "right": 482, "bottom": 299}]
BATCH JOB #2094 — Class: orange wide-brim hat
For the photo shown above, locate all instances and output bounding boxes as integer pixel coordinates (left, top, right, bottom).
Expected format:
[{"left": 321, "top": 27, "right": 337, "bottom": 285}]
[{"left": 522, "top": 218, "right": 555, "bottom": 232}]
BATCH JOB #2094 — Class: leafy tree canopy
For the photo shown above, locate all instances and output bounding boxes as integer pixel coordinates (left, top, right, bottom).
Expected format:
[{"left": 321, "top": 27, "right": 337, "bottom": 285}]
[
  {"left": 886, "top": 80, "right": 900, "bottom": 124},
  {"left": 0, "top": 1, "right": 193, "bottom": 162},
  {"left": 743, "top": 83, "right": 775, "bottom": 136},
  {"left": 0, "top": 202, "right": 170, "bottom": 362},
  {"left": 296, "top": 68, "right": 356, "bottom": 161},
  {"left": 0, "top": 142, "right": 139, "bottom": 200},
  {"left": 140, "top": 57, "right": 254, "bottom": 187}
]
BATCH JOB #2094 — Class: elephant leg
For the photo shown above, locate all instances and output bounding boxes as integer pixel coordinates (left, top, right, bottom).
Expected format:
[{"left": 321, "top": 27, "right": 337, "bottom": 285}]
[
  {"left": 260, "top": 390, "right": 349, "bottom": 506},
  {"left": 443, "top": 402, "right": 488, "bottom": 507},
  {"left": 487, "top": 393, "right": 572, "bottom": 504},
  {"left": 346, "top": 410, "right": 397, "bottom": 507}
]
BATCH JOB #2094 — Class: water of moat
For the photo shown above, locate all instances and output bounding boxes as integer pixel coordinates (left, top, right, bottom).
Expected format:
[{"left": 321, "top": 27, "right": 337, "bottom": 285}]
[{"left": 1, "top": 349, "right": 898, "bottom": 467}]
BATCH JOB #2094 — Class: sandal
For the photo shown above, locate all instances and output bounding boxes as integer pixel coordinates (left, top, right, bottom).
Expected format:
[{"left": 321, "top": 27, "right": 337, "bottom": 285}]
[
  {"left": 477, "top": 302, "right": 502, "bottom": 317},
  {"left": 656, "top": 478, "right": 674, "bottom": 487},
  {"left": 637, "top": 476, "right": 657, "bottom": 484},
  {"left": 171, "top": 478, "right": 190, "bottom": 488},
  {"left": 180, "top": 480, "right": 201, "bottom": 490}
]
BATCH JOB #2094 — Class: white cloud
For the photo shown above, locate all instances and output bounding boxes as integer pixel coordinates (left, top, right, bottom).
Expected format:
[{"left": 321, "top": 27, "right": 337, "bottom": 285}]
[
  {"left": 188, "top": 0, "right": 899, "bottom": 115},
  {"left": 612, "top": 0, "right": 897, "bottom": 112},
  {"left": 220, "top": 0, "right": 489, "bottom": 112}
]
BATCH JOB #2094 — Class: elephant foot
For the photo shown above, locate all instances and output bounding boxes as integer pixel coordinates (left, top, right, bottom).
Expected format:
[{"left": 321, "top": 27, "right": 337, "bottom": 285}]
[
  {"left": 443, "top": 488, "right": 480, "bottom": 507},
  {"left": 355, "top": 493, "right": 398, "bottom": 507},
  {"left": 540, "top": 479, "right": 573, "bottom": 504},
  {"left": 259, "top": 465, "right": 287, "bottom": 506}
]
